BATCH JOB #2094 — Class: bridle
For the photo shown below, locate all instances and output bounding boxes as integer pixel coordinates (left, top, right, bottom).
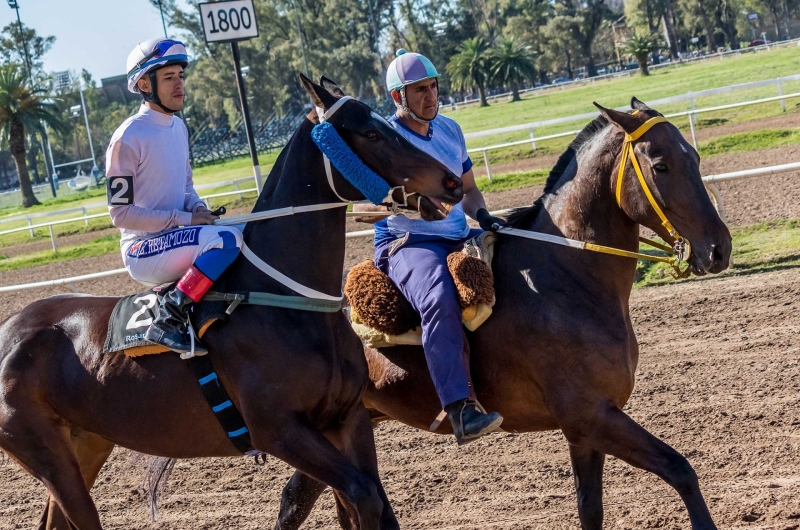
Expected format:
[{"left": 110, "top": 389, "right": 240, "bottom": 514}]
[
  {"left": 499, "top": 113, "right": 693, "bottom": 279},
  {"left": 315, "top": 96, "right": 421, "bottom": 215},
  {"left": 615, "top": 113, "right": 692, "bottom": 267}
]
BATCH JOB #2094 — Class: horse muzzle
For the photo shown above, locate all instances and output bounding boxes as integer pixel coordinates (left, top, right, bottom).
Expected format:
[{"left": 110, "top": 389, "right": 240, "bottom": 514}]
[{"left": 687, "top": 237, "right": 732, "bottom": 276}]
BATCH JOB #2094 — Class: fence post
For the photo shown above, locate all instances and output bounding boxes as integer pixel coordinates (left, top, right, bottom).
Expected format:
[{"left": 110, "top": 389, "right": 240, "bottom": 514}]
[
  {"left": 778, "top": 82, "right": 786, "bottom": 112},
  {"left": 482, "top": 150, "right": 493, "bottom": 182},
  {"left": 529, "top": 127, "right": 537, "bottom": 150},
  {"left": 688, "top": 112, "right": 698, "bottom": 150},
  {"left": 48, "top": 225, "right": 57, "bottom": 252},
  {"left": 704, "top": 183, "right": 727, "bottom": 223},
  {"left": 27, "top": 217, "right": 33, "bottom": 238},
  {"left": 689, "top": 92, "right": 696, "bottom": 127},
  {"left": 235, "top": 181, "right": 243, "bottom": 200},
  {"left": 82, "top": 207, "right": 88, "bottom": 227}
]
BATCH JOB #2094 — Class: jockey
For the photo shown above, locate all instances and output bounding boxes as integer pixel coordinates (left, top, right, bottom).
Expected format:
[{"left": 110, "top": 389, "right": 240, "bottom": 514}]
[
  {"left": 105, "top": 38, "right": 243, "bottom": 356},
  {"left": 370, "top": 49, "right": 506, "bottom": 445}
]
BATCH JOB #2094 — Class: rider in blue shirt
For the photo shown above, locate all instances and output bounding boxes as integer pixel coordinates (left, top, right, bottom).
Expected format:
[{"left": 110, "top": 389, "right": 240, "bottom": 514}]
[{"left": 366, "top": 50, "right": 506, "bottom": 445}]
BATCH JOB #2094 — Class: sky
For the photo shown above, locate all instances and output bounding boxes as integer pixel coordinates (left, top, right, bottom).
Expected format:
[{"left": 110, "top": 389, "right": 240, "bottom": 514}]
[{"left": 0, "top": 0, "right": 193, "bottom": 82}]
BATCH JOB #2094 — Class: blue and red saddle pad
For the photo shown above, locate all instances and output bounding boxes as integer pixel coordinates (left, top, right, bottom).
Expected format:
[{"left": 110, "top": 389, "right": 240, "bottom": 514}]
[{"left": 102, "top": 287, "right": 261, "bottom": 457}]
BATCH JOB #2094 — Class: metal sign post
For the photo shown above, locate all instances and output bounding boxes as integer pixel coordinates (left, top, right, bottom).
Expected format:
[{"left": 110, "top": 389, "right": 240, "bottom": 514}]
[{"left": 199, "top": 0, "right": 263, "bottom": 192}]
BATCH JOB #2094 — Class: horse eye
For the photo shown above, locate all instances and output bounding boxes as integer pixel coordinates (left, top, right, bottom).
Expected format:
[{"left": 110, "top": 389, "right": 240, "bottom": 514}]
[
  {"left": 653, "top": 163, "right": 668, "bottom": 173},
  {"left": 364, "top": 131, "right": 379, "bottom": 141}
]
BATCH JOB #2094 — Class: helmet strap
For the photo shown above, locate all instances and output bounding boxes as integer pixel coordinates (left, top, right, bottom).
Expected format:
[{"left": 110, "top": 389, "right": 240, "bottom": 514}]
[
  {"left": 142, "top": 71, "right": 181, "bottom": 114},
  {"left": 395, "top": 87, "right": 437, "bottom": 124}
]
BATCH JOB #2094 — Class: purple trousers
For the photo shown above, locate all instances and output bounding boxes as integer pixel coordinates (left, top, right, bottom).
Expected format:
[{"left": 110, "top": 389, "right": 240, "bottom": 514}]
[{"left": 374, "top": 230, "right": 481, "bottom": 408}]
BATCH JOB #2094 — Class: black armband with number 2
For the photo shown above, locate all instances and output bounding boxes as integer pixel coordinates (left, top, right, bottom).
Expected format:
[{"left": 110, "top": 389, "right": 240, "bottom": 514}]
[{"left": 107, "top": 176, "right": 134, "bottom": 205}]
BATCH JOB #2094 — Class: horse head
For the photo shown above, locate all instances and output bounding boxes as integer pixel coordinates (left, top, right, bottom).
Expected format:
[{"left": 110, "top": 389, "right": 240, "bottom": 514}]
[
  {"left": 594, "top": 98, "right": 732, "bottom": 276},
  {"left": 301, "top": 74, "right": 463, "bottom": 221}
]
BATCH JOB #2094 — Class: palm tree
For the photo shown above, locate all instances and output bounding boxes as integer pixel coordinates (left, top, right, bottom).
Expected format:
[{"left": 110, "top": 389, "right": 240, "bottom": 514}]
[
  {"left": 0, "top": 64, "right": 65, "bottom": 207},
  {"left": 489, "top": 38, "right": 537, "bottom": 102},
  {"left": 447, "top": 37, "right": 492, "bottom": 107},
  {"left": 620, "top": 30, "right": 664, "bottom": 76}
]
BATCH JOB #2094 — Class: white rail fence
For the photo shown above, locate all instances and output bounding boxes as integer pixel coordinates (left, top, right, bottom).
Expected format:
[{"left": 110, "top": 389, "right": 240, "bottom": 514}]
[
  {"left": 0, "top": 161, "right": 797, "bottom": 294},
  {"left": 471, "top": 91, "right": 800, "bottom": 181},
  {"left": 0, "top": 183, "right": 261, "bottom": 252}
]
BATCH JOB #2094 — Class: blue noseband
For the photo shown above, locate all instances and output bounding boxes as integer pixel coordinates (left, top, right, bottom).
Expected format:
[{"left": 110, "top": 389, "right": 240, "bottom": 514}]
[{"left": 311, "top": 121, "right": 391, "bottom": 204}]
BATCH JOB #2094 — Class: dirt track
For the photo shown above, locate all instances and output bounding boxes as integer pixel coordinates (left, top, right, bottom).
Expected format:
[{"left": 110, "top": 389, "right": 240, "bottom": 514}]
[{"left": 1, "top": 135, "right": 800, "bottom": 528}]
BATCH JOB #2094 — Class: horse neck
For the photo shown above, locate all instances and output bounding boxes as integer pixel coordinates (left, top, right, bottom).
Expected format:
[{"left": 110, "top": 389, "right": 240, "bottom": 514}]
[
  {"left": 527, "top": 127, "right": 640, "bottom": 295},
  {"left": 234, "top": 119, "right": 347, "bottom": 297}
]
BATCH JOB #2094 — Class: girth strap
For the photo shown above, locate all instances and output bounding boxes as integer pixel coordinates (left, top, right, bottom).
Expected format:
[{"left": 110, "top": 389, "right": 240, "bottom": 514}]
[
  {"left": 203, "top": 290, "right": 343, "bottom": 313},
  {"left": 186, "top": 354, "right": 253, "bottom": 454}
]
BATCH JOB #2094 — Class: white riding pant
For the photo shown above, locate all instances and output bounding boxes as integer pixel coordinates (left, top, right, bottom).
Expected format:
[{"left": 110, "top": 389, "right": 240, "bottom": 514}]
[{"left": 121, "top": 225, "right": 243, "bottom": 287}]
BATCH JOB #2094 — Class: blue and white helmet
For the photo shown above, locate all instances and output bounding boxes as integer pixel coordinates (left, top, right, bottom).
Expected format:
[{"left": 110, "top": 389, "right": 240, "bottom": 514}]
[{"left": 126, "top": 38, "right": 189, "bottom": 94}]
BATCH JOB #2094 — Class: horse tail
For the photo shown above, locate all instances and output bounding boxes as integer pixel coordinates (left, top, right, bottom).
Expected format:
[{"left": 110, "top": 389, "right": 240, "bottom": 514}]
[
  {"left": 128, "top": 453, "right": 177, "bottom": 522},
  {"left": 144, "top": 456, "right": 177, "bottom": 521}
]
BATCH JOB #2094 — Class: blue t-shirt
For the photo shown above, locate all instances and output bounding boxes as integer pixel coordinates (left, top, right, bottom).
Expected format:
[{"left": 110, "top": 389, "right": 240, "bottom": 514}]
[{"left": 374, "top": 114, "right": 473, "bottom": 247}]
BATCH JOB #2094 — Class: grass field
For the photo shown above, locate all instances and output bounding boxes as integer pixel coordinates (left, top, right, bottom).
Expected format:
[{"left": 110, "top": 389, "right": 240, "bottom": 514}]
[
  {"left": 447, "top": 46, "right": 800, "bottom": 134},
  {"left": 637, "top": 219, "right": 800, "bottom": 286}
]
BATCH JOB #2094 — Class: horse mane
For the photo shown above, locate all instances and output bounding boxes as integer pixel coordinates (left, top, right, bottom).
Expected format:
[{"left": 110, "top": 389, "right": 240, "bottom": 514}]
[{"left": 505, "top": 115, "right": 610, "bottom": 228}]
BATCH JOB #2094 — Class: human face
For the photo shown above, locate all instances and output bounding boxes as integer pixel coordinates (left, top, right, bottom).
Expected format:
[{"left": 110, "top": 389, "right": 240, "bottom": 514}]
[
  {"left": 137, "top": 65, "right": 185, "bottom": 113},
  {"left": 400, "top": 78, "right": 439, "bottom": 120}
]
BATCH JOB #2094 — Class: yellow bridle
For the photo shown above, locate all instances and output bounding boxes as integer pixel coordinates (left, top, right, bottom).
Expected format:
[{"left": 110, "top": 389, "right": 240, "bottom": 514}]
[
  {"left": 498, "top": 112, "right": 693, "bottom": 279},
  {"left": 613, "top": 114, "right": 692, "bottom": 278}
]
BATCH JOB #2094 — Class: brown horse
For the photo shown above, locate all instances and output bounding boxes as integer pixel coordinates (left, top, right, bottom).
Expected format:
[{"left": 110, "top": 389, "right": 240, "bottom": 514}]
[
  {"left": 276, "top": 99, "right": 733, "bottom": 529},
  {"left": 0, "top": 76, "right": 464, "bottom": 530}
]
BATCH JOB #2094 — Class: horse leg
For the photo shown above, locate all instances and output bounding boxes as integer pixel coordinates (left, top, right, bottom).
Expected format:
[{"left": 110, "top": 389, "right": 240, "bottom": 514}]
[
  {"left": 274, "top": 471, "right": 329, "bottom": 530},
  {"left": 562, "top": 405, "right": 716, "bottom": 530},
  {"left": 1, "top": 418, "right": 104, "bottom": 530},
  {"left": 258, "top": 415, "right": 383, "bottom": 530},
  {"left": 568, "top": 444, "right": 605, "bottom": 530},
  {"left": 328, "top": 405, "right": 398, "bottom": 530},
  {"left": 38, "top": 430, "right": 115, "bottom": 530}
]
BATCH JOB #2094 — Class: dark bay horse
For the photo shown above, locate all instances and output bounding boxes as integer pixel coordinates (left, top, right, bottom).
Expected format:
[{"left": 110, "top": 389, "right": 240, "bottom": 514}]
[
  {"left": 277, "top": 99, "right": 732, "bottom": 529},
  {"left": 0, "top": 76, "right": 464, "bottom": 530}
]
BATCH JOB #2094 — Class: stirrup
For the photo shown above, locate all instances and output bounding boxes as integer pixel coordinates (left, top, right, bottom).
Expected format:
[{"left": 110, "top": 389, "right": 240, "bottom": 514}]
[{"left": 180, "top": 320, "right": 205, "bottom": 360}]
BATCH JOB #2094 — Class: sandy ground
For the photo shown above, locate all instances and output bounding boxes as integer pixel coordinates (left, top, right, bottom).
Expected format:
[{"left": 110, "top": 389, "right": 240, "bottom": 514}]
[{"left": 1, "top": 119, "right": 800, "bottom": 529}]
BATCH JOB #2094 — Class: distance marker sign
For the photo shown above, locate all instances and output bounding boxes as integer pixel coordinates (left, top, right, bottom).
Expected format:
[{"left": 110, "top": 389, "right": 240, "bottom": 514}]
[
  {"left": 199, "top": 0, "right": 259, "bottom": 44},
  {"left": 198, "top": 0, "right": 264, "bottom": 192}
]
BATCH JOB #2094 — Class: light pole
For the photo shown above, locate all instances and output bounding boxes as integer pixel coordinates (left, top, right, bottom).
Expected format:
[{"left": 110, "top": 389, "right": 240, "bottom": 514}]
[
  {"left": 6, "top": 0, "right": 33, "bottom": 83},
  {"left": 157, "top": 0, "right": 168, "bottom": 38}
]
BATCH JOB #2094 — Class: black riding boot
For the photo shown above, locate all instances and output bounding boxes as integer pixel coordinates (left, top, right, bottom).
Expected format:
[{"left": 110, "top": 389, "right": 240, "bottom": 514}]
[
  {"left": 144, "top": 287, "right": 207, "bottom": 356},
  {"left": 445, "top": 399, "right": 503, "bottom": 446}
]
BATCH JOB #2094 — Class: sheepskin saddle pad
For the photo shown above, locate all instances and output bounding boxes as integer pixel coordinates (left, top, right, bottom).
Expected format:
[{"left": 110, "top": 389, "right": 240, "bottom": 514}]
[
  {"left": 346, "top": 232, "right": 496, "bottom": 348},
  {"left": 103, "top": 285, "right": 225, "bottom": 358}
]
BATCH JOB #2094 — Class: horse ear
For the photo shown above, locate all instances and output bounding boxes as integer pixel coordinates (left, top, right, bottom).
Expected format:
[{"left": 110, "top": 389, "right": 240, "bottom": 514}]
[
  {"left": 300, "top": 73, "right": 337, "bottom": 110},
  {"left": 320, "top": 76, "right": 347, "bottom": 98},
  {"left": 593, "top": 102, "right": 641, "bottom": 135},
  {"left": 630, "top": 97, "right": 651, "bottom": 111}
]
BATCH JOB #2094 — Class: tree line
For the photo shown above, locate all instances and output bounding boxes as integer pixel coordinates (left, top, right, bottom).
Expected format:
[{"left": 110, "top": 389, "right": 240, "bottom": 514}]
[{"left": 0, "top": 0, "right": 797, "bottom": 206}]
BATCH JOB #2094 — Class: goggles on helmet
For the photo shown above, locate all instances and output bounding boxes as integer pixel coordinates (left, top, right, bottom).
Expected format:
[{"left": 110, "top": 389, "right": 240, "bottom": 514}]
[{"left": 127, "top": 39, "right": 187, "bottom": 77}]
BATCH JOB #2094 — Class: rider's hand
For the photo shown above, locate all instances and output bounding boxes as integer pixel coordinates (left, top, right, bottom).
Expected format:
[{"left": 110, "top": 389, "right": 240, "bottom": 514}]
[
  {"left": 476, "top": 208, "right": 506, "bottom": 232},
  {"left": 191, "top": 209, "right": 219, "bottom": 225},
  {"left": 352, "top": 203, "right": 391, "bottom": 224}
]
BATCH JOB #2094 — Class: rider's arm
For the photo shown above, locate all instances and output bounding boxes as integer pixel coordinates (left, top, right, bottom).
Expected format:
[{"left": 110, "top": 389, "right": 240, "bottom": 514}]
[
  {"left": 460, "top": 169, "right": 487, "bottom": 220},
  {"left": 182, "top": 129, "right": 207, "bottom": 214},
  {"left": 106, "top": 138, "right": 194, "bottom": 231}
]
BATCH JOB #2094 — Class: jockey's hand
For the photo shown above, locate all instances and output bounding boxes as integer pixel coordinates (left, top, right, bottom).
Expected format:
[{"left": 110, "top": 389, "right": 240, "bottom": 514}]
[
  {"left": 191, "top": 210, "right": 219, "bottom": 225},
  {"left": 476, "top": 208, "right": 506, "bottom": 232},
  {"left": 352, "top": 203, "right": 391, "bottom": 224}
]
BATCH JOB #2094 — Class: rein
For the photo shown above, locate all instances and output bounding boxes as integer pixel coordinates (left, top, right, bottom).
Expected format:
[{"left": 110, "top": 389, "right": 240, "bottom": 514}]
[{"left": 499, "top": 114, "right": 692, "bottom": 279}]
